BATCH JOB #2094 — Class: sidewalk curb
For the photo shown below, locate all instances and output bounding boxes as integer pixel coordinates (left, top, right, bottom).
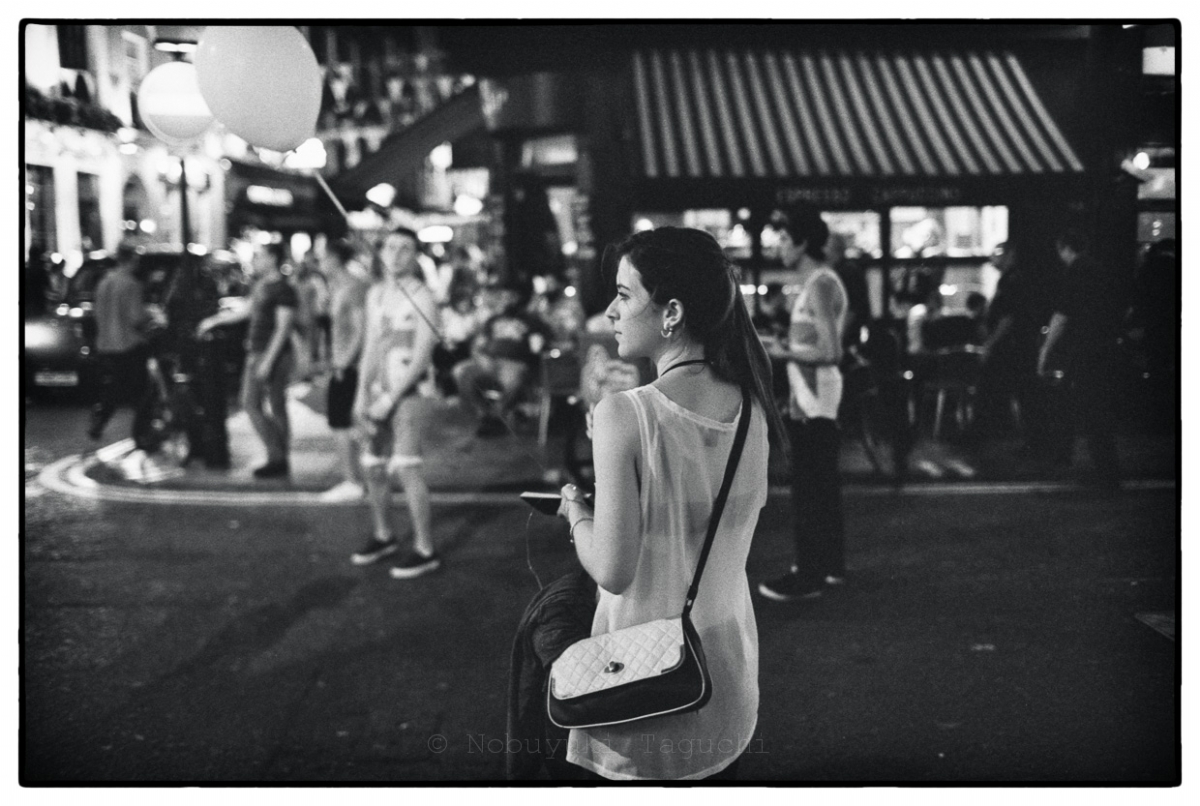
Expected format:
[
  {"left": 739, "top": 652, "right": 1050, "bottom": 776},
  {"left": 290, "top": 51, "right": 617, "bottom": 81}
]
[{"left": 37, "top": 451, "right": 1175, "bottom": 508}]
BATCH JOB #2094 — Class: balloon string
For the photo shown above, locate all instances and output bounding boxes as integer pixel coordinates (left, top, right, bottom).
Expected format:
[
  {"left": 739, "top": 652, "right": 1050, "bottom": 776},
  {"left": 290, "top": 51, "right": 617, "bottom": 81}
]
[{"left": 309, "top": 166, "right": 444, "bottom": 344}]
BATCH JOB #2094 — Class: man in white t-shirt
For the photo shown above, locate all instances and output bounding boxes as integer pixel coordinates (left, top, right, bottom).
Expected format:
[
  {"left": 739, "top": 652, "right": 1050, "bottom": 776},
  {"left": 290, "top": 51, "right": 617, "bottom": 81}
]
[{"left": 758, "top": 203, "right": 850, "bottom": 603}]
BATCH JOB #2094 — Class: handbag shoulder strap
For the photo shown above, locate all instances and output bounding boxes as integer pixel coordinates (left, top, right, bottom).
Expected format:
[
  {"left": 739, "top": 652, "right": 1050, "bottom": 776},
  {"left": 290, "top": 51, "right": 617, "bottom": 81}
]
[{"left": 682, "top": 386, "right": 752, "bottom": 619}]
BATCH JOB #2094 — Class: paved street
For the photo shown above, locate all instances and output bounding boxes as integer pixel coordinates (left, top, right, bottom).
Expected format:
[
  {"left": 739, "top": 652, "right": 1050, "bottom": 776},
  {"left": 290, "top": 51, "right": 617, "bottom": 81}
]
[{"left": 21, "top": 394, "right": 1179, "bottom": 783}]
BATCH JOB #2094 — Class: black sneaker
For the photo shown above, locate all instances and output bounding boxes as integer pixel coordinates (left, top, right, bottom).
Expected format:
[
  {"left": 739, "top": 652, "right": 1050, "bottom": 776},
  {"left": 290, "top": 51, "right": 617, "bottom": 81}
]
[
  {"left": 389, "top": 549, "right": 442, "bottom": 579},
  {"left": 253, "top": 460, "right": 290, "bottom": 478},
  {"left": 758, "top": 569, "right": 824, "bottom": 602},
  {"left": 351, "top": 535, "right": 399, "bottom": 566}
]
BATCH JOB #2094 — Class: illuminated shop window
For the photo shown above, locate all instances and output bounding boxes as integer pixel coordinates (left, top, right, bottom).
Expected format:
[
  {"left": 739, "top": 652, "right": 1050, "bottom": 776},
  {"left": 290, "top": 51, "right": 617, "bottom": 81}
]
[{"left": 890, "top": 206, "right": 1008, "bottom": 259}]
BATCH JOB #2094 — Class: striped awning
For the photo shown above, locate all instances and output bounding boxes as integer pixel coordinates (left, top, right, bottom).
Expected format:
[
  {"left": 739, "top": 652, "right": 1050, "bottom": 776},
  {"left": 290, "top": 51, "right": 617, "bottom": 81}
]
[{"left": 632, "top": 50, "right": 1085, "bottom": 181}]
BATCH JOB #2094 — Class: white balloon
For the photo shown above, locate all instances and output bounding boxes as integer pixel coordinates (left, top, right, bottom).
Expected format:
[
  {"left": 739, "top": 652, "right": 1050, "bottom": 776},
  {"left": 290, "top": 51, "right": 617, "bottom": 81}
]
[
  {"left": 137, "top": 62, "right": 214, "bottom": 145},
  {"left": 195, "top": 26, "right": 323, "bottom": 153}
]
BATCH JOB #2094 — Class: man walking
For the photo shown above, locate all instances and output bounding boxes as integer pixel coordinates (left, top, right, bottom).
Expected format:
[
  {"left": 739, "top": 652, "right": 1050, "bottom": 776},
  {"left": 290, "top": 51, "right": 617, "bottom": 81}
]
[
  {"left": 349, "top": 226, "right": 442, "bottom": 578},
  {"left": 758, "top": 203, "right": 850, "bottom": 602},
  {"left": 319, "top": 239, "right": 371, "bottom": 501},
  {"left": 88, "top": 240, "right": 155, "bottom": 445},
  {"left": 198, "top": 242, "right": 297, "bottom": 478}
]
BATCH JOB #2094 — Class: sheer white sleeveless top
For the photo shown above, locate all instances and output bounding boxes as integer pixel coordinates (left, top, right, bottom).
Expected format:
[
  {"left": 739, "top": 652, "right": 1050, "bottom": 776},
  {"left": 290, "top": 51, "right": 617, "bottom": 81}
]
[{"left": 566, "top": 384, "right": 767, "bottom": 780}]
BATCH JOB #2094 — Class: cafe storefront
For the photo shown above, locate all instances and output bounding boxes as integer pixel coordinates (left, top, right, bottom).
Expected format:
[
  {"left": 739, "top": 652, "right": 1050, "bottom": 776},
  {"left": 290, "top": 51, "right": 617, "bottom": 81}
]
[{"left": 608, "top": 48, "right": 1091, "bottom": 319}]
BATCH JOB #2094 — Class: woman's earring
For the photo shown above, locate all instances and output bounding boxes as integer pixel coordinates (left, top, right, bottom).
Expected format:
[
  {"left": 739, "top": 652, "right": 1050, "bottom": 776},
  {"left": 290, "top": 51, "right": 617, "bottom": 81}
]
[{"left": 660, "top": 324, "right": 674, "bottom": 339}]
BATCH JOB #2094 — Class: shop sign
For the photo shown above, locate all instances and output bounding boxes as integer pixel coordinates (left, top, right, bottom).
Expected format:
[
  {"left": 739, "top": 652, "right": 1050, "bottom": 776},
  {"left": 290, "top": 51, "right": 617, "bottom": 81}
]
[
  {"left": 246, "top": 185, "right": 294, "bottom": 207},
  {"left": 775, "top": 186, "right": 853, "bottom": 207},
  {"left": 869, "top": 185, "right": 962, "bottom": 206},
  {"left": 776, "top": 184, "right": 963, "bottom": 208}
]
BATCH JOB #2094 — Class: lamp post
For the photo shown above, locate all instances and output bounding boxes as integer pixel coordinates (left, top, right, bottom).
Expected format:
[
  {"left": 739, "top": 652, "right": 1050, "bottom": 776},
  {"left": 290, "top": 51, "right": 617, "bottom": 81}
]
[{"left": 137, "top": 58, "right": 212, "bottom": 247}]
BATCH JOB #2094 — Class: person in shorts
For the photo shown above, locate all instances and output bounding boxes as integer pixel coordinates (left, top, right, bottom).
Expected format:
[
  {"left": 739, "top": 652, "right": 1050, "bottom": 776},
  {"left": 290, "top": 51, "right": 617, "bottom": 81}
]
[
  {"left": 320, "top": 239, "right": 371, "bottom": 501},
  {"left": 349, "top": 226, "right": 442, "bottom": 578}
]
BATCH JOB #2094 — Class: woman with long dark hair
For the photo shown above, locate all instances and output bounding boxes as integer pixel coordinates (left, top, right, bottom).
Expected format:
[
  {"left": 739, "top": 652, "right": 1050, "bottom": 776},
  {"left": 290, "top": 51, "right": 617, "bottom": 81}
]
[{"left": 556, "top": 226, "right": 785, "bottom": 780}]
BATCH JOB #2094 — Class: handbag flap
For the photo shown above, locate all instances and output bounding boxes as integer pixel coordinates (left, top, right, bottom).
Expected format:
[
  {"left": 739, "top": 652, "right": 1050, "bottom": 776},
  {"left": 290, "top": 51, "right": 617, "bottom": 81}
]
[{"left": 550, "top": 618, "right": 685, "bottom": 700}]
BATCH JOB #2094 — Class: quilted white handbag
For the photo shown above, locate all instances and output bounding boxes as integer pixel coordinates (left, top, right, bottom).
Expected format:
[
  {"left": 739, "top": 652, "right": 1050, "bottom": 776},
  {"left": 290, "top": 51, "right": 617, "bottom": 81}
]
[{"left": 547, "top": 388, "right": 751, "bottom": 730}]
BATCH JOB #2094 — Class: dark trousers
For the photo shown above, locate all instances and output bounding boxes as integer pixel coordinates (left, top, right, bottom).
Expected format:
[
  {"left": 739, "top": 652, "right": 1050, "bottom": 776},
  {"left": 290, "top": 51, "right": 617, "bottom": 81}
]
[
  {"left": 90, "top": 345, "right": 152, "bottom": 441},
  {"left": 789, "top": 417, "right": 846, "bottom": 586},
  {"left": 1036, "top": 359, "right": 1121, "bottom": 481},
  {"left": 974, "top": 356, "right": 1031, "bottom": 438},
  {"left": 240, "top": 349, "right": 294, "bottom": 464},
  {"left": 1068, "top": 365, "right": 1121, "bottom": 480}
]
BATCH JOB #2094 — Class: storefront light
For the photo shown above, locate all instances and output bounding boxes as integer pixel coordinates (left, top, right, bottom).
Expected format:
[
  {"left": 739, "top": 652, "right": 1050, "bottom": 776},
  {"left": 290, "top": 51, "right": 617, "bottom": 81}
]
[
  {"left": 453, "top": 194, "right": 483, "bottom": 217},
  {"left": 366, "top": 183, "right": 397, "bottom": 208},
  {"left": 429, "top": 143, "right": 453, "bottom": 171},
  {"left": 119, "top": 143, "right": 139, "bottom": 156},
  {"left": 140, "top": 219, "right": 158, "bottom": 234},
  {"left": 418, "top": 225, "right": 454, "bottom": 244},
  {"left": 564, "top": 286, "right": 577, "bottom": 298},
  {"left": 1132, "top": 151, "right": 1152, "bottom": 171},
  {"left": 635, "top": 218, "right": 655, "bottom": 232}
]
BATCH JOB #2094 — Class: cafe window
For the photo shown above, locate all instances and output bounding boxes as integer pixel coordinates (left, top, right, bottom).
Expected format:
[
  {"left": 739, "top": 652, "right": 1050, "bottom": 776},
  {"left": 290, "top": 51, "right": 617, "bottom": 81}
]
[
  {"left": 889, "top": 206, "right": 1008, "bottom": 259},
  {"left": 77, "top": 172, "right": 102, "bottom": 252},
  {"left": 26, "top": 164, "right": 57, "bottom": 254},
  {"left": 631, "top": 209, "right": 754, "bottom": 258}
]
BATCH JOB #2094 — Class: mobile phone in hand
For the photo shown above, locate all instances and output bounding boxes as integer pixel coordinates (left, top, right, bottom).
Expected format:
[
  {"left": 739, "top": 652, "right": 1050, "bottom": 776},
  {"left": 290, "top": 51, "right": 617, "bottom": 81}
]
[{"left": 520, "top": 491, "right": 592, "bottom": 515}]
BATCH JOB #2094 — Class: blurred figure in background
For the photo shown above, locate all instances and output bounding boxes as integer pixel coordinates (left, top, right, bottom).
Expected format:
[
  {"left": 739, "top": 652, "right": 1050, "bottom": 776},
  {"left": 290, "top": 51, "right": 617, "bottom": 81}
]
[
  {"left": 199, "top": 242, "right": 297, "bottom": 479},
  {"left": 1036, "top": 228, "right": 1127, "bottom": 490},
  {"left": 751, "top": 283, "right": 790, "bottom": 341},
  {"left": 904, "top": 272, "right": 943, "bottom": 356},
  {"left": 975, "top": 242, "right": 1038, "bottom": 441},
  {"left": 319, "top": 239, "right": 371, "bottom": 502},
  {"left": 292, "top": 251, "right": 330, "bottom": 379},
  {"left": 350, "top": 226, "right": 442, "bottom": 578},
  {"left": 87, "top": 240, "right": 156, "bottom": 445},
  {"left": 528, "top": 273, "right": 586, "bottom": 347},
  {"left": 433, "top": 287, "right": 482, "bottom": 397},
  {"left": 452, "top": 277, "right": 551, "bottom": 437},
  {"left": 758, "top": 203, "right": 850, "bottom": 603}
]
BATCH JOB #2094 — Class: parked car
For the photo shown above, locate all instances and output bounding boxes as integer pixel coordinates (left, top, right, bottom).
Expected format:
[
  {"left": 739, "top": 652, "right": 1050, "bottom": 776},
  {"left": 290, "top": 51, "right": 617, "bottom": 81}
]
[{"left": 23, "top": 246, "right": 249, "bottom": 398}]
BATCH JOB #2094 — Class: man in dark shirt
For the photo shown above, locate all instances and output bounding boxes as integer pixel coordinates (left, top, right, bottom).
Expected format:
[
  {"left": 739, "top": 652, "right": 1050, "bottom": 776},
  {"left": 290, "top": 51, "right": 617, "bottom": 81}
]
[
  {"left": 198, "top": 243, "right": 297, "bottom": 477},
  {"left": 87, "top": 240, "right": 155, "bottom": 444},
  {"left": 1037, "top": 228, "right": 1127, "bottom": 489},
  {"left": 452, "top": 277, "right": 549, "bottom": 437}
]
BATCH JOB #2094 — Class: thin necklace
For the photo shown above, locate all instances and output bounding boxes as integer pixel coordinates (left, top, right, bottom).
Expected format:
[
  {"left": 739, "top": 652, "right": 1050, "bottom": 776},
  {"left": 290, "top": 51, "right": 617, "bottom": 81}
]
[{"left": 660, "top": 358, "right": 708, "bottom": 377}]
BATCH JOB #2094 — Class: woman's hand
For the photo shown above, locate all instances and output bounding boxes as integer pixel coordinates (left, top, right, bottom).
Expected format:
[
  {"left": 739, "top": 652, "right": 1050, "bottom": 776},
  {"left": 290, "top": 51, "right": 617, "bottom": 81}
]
[{"left": 557, "top": 483, "right": 593, "bottom": 521}]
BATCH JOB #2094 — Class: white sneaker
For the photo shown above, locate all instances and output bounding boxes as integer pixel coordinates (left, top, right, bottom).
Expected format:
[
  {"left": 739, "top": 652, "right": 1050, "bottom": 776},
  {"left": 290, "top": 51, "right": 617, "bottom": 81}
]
[{"left": 319, "top": 480, "right": 365, "bottom": 502}]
